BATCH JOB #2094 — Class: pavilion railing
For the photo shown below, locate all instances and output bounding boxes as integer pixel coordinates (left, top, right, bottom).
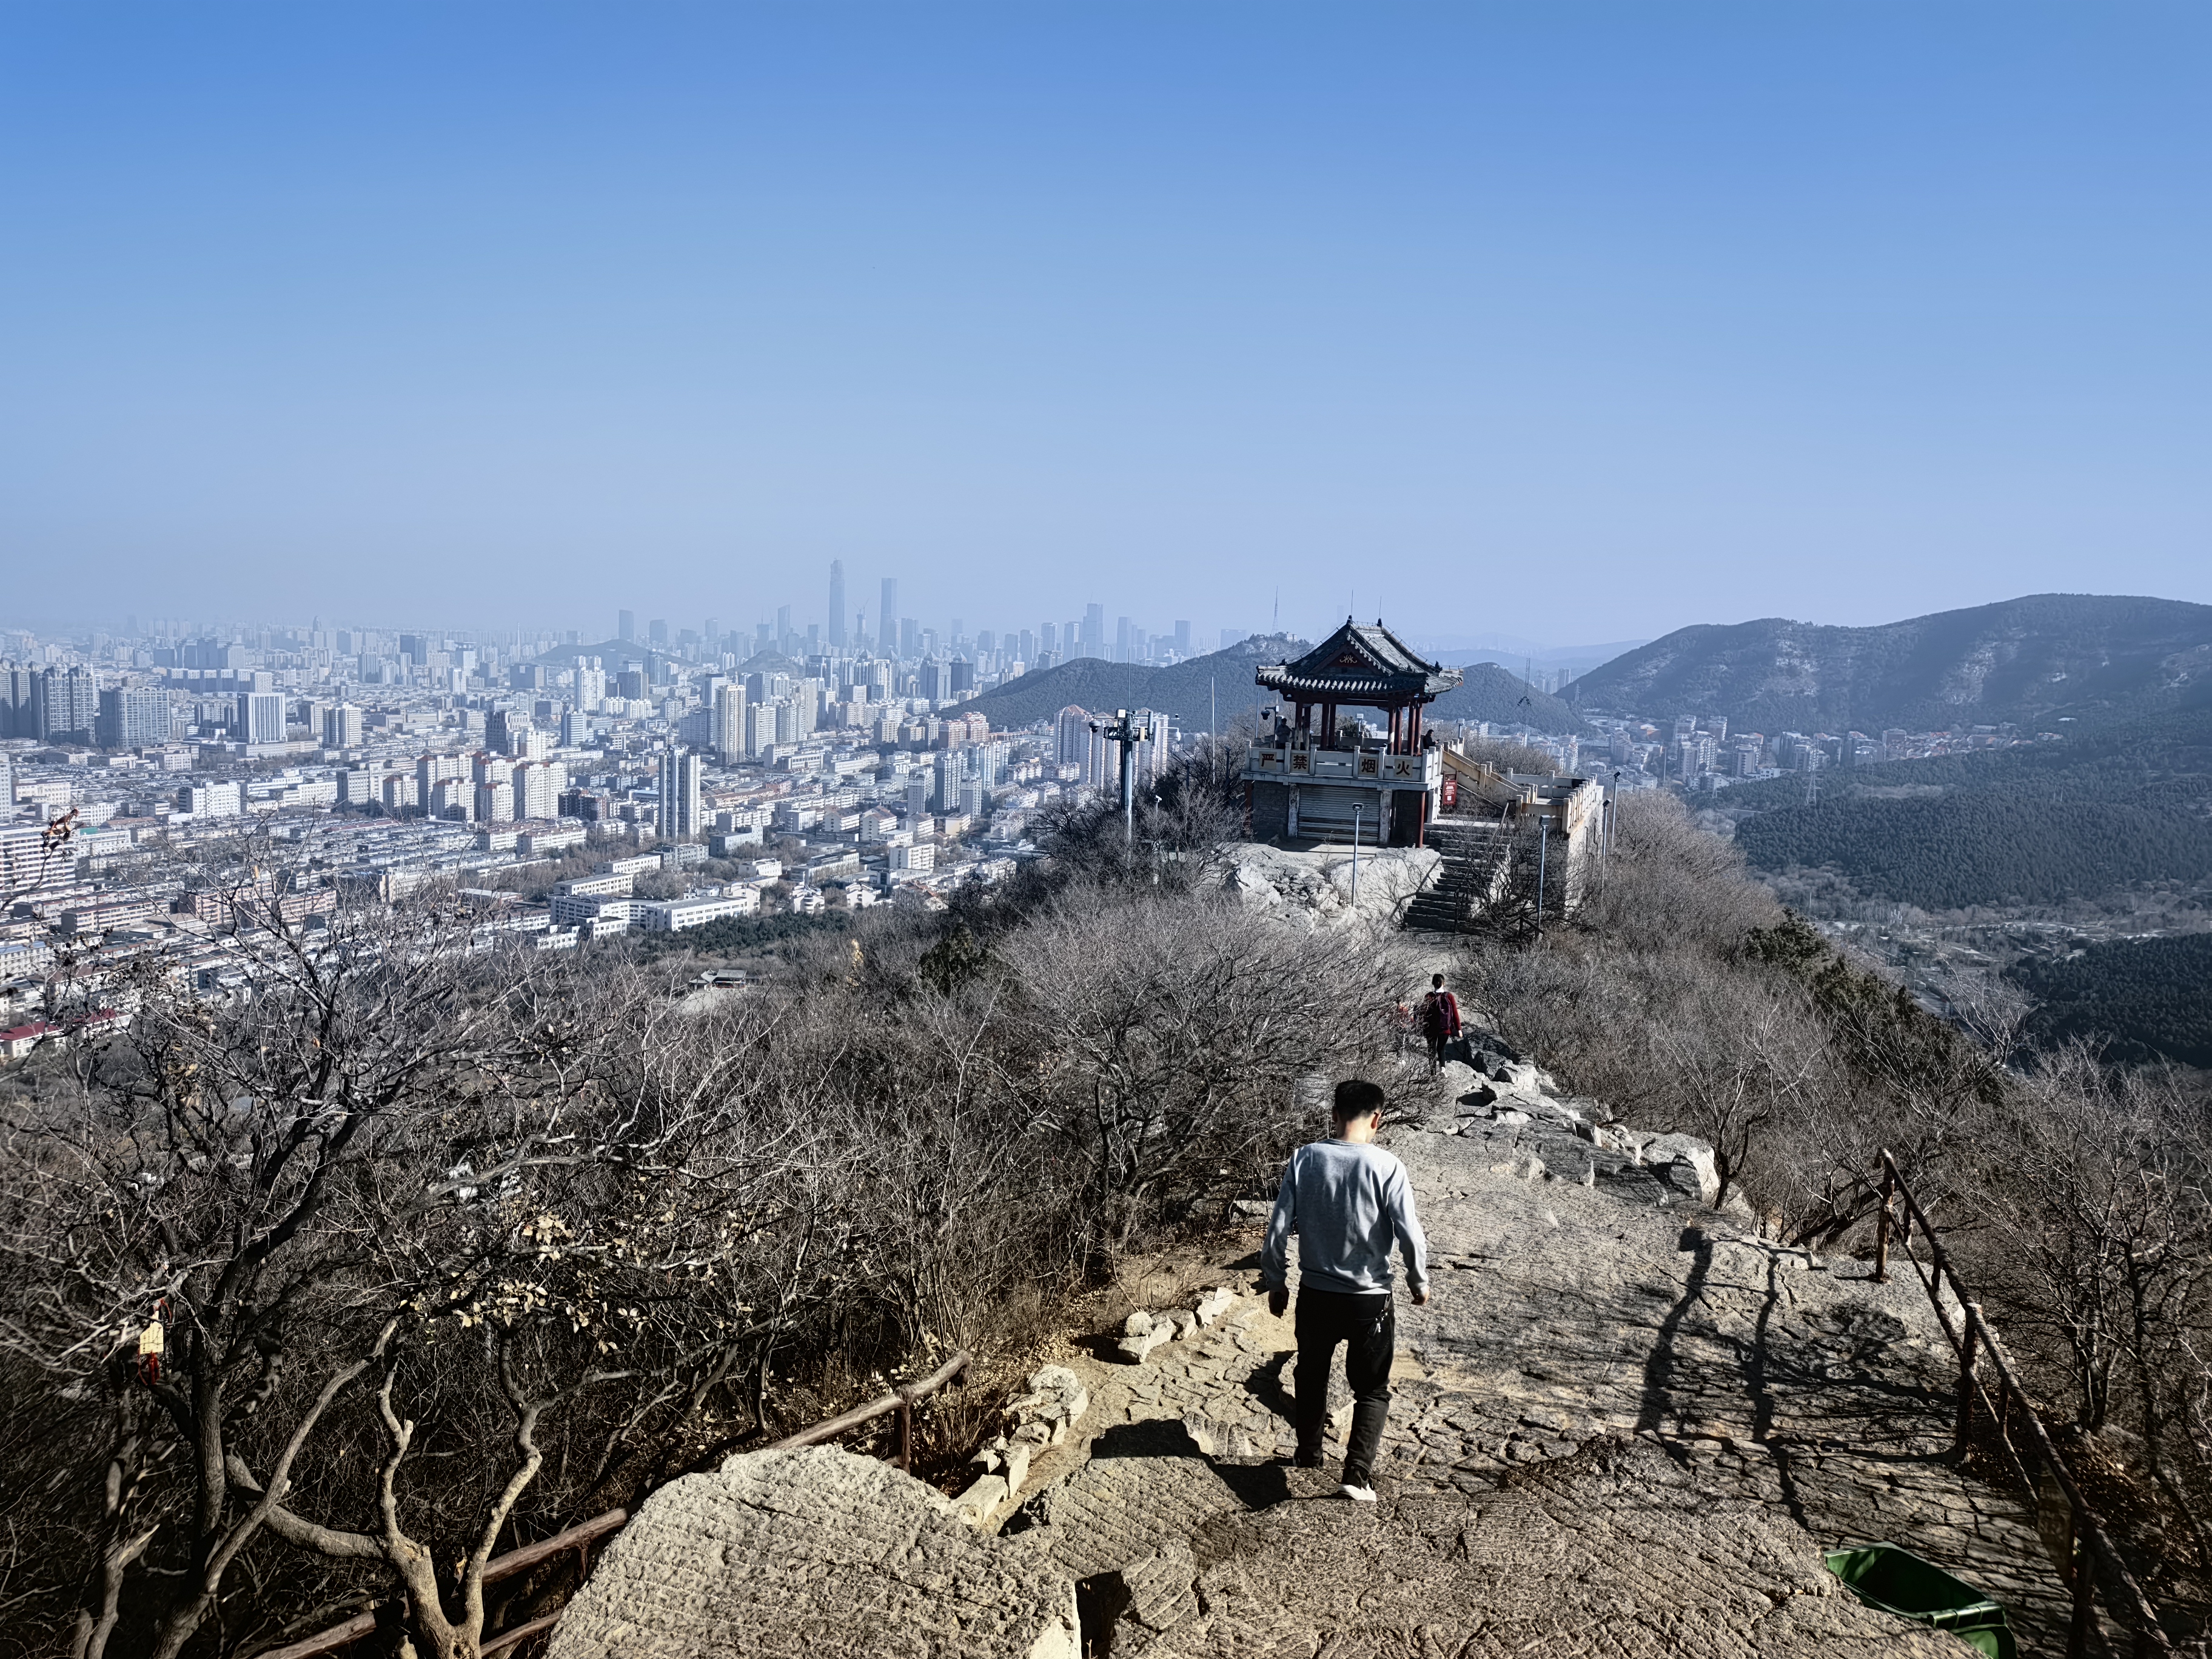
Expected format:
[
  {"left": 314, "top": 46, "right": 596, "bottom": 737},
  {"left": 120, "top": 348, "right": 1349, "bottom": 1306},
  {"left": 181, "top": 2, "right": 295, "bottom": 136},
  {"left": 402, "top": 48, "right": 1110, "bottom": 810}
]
[
  {"left": 253, "top": 1349, "right": 971, "bottom": 1659},
  {"left": 1874, "top": 1148, "right": 2185, "bottom": 1657}
]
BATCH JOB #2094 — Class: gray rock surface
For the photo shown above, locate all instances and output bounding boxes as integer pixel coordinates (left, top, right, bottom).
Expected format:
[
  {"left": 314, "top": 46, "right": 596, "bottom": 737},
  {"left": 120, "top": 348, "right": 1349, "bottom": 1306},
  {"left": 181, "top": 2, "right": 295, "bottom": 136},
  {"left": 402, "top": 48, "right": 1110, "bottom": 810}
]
[{"left": 546, "top": 1445, "right": 1079, "bottom": 1659}]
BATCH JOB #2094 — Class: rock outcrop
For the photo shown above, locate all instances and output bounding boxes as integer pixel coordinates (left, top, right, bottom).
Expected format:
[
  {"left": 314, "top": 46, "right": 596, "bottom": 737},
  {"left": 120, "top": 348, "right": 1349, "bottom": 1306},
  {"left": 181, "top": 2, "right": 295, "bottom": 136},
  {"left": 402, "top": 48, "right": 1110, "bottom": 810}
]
[
  {"left": 1222, "top": 842, "right": 1440, "bottom": 930},
  {"left": 546, "top": 1444, "right": 1080, "bottom": 1659}
]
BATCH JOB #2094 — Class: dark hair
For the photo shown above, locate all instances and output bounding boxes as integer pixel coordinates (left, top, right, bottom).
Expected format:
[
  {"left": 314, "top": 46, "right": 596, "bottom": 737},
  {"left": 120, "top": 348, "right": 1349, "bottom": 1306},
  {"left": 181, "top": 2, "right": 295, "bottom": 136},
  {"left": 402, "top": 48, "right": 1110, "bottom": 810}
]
[
  {"left": 1430, "top": 973, "right": 1444, "bottom": 988},
  {"left": 1332, "top": 1078, "right": 1386, "bottom": 1121}
]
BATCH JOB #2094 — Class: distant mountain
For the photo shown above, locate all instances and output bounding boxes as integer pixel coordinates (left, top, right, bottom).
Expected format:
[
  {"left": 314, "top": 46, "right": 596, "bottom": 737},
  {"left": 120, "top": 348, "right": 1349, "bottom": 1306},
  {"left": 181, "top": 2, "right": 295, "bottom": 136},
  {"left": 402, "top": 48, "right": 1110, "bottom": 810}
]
[
  {"left": 966, "top": 634, "right": 1312, "bottom": 733},
  {"left": 967, "top": 637, "right": 1589, "bottom": 736},
  {"left": 1427, "top": 662, "right": 1588, "bottom": 734},
  {"left": 1567, "top": 594, "right": 2212, "bottom": 734}
]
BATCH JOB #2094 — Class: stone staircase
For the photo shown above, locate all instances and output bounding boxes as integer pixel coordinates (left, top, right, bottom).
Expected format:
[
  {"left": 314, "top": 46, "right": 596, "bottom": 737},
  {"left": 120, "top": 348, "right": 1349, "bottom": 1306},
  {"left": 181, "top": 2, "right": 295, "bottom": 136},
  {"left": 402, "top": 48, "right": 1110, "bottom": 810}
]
[{"left": 1401, "top": 816, "right": 1511, "bottom": 933}]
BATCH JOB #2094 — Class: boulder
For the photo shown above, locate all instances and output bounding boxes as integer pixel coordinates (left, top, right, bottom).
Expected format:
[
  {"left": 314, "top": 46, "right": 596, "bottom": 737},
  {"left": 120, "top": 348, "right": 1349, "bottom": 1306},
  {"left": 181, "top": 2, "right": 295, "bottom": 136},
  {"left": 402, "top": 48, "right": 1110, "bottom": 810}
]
[
  {"left": 547, "top": 1445, "right": 1079, "bottom": 1659},
  {"left": 954, "top": 1472, "right": 1010, "bottom": 1526},
  {"left": 1193, "top": 1285, "right": 1236, "bottom": 1327},
  {"left": 1639, "top": 1132, "right": 1721, "bottom": 1207},
  {"left": 1118, "top": 1323, "right": 1173, "bottom": 1364}
]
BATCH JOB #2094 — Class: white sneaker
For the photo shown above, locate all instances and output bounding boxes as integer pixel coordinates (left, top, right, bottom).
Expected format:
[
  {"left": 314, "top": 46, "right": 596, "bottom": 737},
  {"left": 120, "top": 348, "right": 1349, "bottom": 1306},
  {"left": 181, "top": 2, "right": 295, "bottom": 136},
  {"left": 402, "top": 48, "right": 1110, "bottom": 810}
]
[{"left": 1338, "top": 1482, "right": 1377, "bottom": 1503}]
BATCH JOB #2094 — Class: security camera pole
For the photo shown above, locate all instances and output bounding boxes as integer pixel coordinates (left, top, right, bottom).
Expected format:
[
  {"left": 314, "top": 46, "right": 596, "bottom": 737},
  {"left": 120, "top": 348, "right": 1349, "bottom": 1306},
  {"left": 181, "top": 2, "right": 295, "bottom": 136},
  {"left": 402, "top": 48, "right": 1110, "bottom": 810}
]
[{"left": 1090, "top": 708, "right": 1144, "bottom": 846}]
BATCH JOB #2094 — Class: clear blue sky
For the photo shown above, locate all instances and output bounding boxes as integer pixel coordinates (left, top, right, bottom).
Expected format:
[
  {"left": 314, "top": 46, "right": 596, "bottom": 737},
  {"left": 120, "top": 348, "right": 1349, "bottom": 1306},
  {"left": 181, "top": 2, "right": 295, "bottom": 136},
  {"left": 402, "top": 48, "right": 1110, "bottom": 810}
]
[{"left": 3, "top": 3, "right": 2207, "bottom": 647}]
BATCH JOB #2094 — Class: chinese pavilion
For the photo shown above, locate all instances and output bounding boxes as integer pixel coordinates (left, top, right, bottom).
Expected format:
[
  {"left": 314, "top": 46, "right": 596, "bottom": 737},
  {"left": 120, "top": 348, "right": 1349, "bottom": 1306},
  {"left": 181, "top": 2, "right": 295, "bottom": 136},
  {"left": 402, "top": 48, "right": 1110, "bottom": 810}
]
[{"left": 1243, "top": 619, "right": 1463, "bottom": 846}]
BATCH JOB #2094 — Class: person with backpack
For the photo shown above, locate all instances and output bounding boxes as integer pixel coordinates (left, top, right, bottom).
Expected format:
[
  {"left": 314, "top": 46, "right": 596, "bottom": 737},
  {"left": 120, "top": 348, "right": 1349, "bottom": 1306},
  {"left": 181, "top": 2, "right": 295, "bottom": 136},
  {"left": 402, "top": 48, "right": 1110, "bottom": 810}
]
[
  {"left": 1418, "top": 973, "right": 1461, "bottom": 1072},
  {"left": 1261, "top": 1078, "right": 1430, "bottom": 1502}
]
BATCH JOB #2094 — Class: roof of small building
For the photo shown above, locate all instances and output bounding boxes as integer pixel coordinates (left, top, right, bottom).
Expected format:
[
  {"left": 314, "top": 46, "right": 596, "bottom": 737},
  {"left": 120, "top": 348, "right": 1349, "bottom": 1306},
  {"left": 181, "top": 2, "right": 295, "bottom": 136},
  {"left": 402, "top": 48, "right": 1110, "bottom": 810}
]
[{"left": 1255, "top": 619, "right": 1463, "bottom": 703}]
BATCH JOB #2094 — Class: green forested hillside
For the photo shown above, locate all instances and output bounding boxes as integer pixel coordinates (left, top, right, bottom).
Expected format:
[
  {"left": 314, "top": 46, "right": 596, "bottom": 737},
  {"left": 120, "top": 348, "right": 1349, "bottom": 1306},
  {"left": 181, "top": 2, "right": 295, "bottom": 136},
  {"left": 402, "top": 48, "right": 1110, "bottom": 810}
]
[
  {"left": 2011, "top": 933, "right": 2212, "bottom": 1067},
  {"left": 1734, "top": 793, "right": 2212, "bottom": 909},
  {"left": 1725, "top": 706, "right": 2212, "bottom": 907}
]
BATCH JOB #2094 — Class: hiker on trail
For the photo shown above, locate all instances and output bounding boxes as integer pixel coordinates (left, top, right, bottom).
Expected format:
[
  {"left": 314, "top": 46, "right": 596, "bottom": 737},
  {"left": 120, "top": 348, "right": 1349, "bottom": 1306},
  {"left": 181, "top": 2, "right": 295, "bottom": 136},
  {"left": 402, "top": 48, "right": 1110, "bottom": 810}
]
[
  {"left": 1419, "top": 973, "right": 1461, "bottom": 1072},
  {"left": 1260, "top": 1078, "right": 1430, "bottom": 1503}
]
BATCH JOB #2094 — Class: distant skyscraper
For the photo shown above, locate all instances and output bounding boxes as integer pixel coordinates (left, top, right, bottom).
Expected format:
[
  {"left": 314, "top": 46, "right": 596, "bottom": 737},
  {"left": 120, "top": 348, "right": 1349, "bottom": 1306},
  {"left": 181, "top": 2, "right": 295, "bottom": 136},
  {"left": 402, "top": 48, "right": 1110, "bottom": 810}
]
[
  {"left": 1082, "top": 604, "right": 1105, "bottom": 659},
  {"left": 649, "top": 618, "right": 669, "bottom": 647},
  {"left": 703, "top": 617, "right": 718, "bottom": 651},
  {"left": 828, "top": 561, "right": 848, "bottom": 648},
  {"left": 1175, "top": 621, "right": 1191, "bottom": 655},
  {"left": 880, "top": 578, "right": 899, "bottom": 655},
  {"left": 618, "top": 609, "right": 636, "bottom": 642},
  {"left": 900, "top": 618, "right": 921, "bottom": 658}
]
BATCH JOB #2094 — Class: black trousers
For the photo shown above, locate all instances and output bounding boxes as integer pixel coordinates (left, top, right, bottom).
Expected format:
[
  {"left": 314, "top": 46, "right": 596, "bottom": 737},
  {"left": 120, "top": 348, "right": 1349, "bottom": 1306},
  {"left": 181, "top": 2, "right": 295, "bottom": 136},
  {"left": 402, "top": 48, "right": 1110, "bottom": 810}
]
[{"left": 1294, "top": 1287, "right": 1394, "bottom": 1484}]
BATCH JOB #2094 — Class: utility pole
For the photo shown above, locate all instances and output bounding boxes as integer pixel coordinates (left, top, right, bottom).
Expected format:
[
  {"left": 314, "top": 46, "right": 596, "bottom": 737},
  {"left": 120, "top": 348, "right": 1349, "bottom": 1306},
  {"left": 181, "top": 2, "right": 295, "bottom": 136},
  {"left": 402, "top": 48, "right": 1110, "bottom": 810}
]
[
  {"left": 1534, "top": 815, "right": 1549, "bottom": 937},
  {"left": 1351, "top": 806, "right": 1362, "bottom": 905}
]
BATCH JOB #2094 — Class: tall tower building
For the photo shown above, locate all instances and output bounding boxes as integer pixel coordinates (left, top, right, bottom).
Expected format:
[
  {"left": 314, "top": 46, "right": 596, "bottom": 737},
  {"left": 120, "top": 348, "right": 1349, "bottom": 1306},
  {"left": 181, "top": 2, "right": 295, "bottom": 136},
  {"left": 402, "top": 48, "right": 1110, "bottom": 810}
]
[
  {"left": 713, "top": 682, "right": 748, "bottom": 762},
  {"left": 658, "top": 748, "right": 703, "bottom": 839},
  {"left": 618, "top": 610, "right": 635, "bottom": 643},
  {"left": 828, "top": 560, "right": 848, "bottom": 648},
  {"left": 879, "top": 578, "right": 899, "bottom": 657}
]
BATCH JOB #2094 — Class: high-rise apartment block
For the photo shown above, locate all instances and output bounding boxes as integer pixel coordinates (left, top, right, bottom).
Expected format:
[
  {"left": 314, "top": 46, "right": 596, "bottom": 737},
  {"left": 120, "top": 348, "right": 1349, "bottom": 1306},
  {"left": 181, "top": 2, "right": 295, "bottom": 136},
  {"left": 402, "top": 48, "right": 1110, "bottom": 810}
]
[
  {"left": 32, "top": 667, "right": 99, "bottom": 742},
  {"left": 879, "top": 578, "right": 898, "bottom": 654},
  {"left": 713, "top": 683, "right": 748, "bottom": 761},
  {"left": 97, "top": 686, "right": 169, "bottom": 749},
  {"left": 237, "top": 691, "right": 287, "bottom": 746},
  {"left": 659, "top": 748, "right": 704, "bottom": 838},
  {"left": 828, "top": 561, "right": 847, "bottom": 647},
  {"left": 322, "top": 703, "right": 364, "bottom": 749}
]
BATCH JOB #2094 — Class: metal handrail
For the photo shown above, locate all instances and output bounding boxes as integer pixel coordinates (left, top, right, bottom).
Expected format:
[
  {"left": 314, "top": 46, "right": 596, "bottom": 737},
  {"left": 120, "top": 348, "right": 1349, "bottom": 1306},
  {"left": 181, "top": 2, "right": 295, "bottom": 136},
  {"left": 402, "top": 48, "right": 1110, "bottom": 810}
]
[
  {"left": 1874, "top": 1148, "right": 2179, "bottom": 1657},
  {"left": 254, "top": 1348, "right": 972, "bottom": 1658}
]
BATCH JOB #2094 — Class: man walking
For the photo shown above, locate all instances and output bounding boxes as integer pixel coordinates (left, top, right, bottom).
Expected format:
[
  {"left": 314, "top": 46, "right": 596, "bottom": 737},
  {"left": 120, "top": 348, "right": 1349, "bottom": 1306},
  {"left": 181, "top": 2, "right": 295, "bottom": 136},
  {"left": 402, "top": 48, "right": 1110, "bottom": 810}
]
[
  {"left": 1419, "top": 973, "right": 1461, "bottom": 1072},
  {"left": 1261, "top": 1078, "right": 1430, "bottom": 1501}
]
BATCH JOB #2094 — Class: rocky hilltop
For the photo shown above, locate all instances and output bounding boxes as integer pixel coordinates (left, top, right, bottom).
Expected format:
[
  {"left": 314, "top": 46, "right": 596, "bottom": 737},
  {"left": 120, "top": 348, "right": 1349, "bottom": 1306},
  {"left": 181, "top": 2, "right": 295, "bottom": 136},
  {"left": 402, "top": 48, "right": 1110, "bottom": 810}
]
[{"left": 548, "top": 1036, "right": 2066, "bottom": 1657}]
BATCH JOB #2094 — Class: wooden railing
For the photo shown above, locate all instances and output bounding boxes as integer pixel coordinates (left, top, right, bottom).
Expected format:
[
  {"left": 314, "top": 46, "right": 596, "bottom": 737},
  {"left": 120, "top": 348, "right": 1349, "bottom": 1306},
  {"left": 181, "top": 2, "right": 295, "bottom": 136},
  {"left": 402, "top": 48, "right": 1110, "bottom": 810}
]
[
  {"left": 1874, "top": 1148, "right": 2182, "bottom": 1657},
  {"left": 252, "top": 1349, "right": 971, "bottom": 1659}
]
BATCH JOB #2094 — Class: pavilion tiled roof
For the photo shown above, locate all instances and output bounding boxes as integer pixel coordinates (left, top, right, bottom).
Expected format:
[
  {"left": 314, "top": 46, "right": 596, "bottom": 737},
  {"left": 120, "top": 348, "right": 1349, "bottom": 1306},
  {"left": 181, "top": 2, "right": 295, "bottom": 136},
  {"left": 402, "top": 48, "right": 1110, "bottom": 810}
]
[{"left": 1255, "top": 620, "right": 1463, "bottom": 703}]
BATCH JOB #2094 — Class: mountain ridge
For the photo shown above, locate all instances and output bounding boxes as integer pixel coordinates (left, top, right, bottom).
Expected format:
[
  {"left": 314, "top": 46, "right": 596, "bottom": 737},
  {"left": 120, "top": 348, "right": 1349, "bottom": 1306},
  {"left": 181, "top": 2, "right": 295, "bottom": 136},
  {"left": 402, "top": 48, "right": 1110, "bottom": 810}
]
[
  {"left": 1569, "top": 592, "right": 2212, "bottom": 734},
  {"left": 969, "top": 636, "right": 1589, "bottom": 735}
]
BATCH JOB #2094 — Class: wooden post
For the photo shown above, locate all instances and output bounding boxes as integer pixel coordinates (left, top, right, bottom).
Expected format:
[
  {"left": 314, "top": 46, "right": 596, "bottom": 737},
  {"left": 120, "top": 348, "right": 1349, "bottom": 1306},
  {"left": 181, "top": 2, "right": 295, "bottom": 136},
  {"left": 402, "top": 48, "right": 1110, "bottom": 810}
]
[
  {"left": 1956, "top": 1302, "right": 1982, "bottom": 1460},
  {"left": 2068, "top": 1535, "right": 2097, "bottom": 1659},
  {"left": 1874, "top": 1155, "right": 1894, "bottom": 1284}
]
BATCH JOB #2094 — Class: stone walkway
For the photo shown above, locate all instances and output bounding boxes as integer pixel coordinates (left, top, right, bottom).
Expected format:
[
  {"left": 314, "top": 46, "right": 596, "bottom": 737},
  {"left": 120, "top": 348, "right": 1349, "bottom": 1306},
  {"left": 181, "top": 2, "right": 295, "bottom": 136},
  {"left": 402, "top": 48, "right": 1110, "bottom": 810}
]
[
  {"left": 997, "top": 1067, "right": 2068, "bottom": 1655},
  {"left": 552, "top": 1056, "right": 2075, "bottom": 1657}
]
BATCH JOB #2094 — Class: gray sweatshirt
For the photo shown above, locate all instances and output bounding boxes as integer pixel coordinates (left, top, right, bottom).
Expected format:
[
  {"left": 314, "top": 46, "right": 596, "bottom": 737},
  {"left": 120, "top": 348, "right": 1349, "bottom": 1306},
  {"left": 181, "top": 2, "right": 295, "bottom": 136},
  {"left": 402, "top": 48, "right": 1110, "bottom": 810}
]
[{"left": 1261, "top": 1138, "right": 1429, "bottom": 1298}]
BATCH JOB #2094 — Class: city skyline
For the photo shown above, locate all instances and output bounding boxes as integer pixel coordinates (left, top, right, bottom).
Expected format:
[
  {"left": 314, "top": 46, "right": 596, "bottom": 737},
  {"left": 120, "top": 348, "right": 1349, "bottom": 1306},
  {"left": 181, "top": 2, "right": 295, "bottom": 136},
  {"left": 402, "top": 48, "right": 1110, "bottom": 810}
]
[{"left": 5, "top": 7, "right": 2208, "bottom": 641}]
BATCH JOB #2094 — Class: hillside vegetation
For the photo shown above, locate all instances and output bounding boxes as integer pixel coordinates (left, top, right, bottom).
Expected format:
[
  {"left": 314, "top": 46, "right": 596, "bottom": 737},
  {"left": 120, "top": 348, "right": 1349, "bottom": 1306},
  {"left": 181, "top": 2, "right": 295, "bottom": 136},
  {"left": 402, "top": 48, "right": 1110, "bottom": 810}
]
[
  {"left": 1570, "top": 592, "right": 2212, "bottom": 733},
  {"left": 2012, "top": 932, "right": 2212, "bottom": 1067}
]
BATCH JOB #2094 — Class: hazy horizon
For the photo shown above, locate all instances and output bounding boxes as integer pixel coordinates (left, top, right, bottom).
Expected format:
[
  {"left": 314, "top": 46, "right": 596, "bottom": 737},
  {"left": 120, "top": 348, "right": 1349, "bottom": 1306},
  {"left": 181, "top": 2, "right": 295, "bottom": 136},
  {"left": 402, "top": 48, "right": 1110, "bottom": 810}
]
[{"left": 5, "top": 5, "right": 2208, "bottom": 644}]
